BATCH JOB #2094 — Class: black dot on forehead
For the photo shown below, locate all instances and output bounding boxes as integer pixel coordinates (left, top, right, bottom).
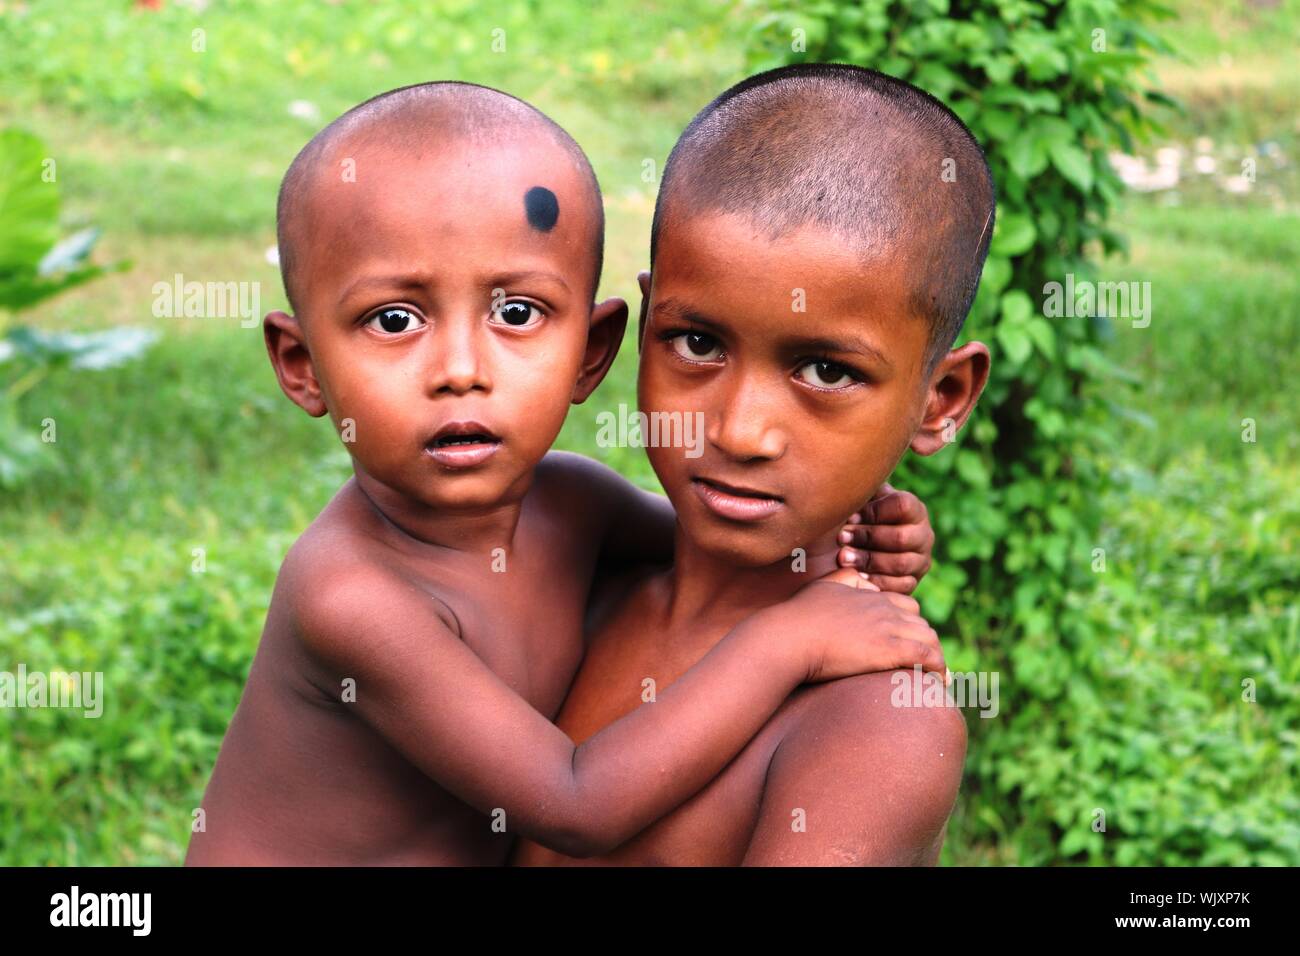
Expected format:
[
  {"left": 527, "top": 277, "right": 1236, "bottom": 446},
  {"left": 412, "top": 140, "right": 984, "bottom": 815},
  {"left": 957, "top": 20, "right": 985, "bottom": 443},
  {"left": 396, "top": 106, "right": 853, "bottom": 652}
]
[{"left": 524, "top": 186, "right": 559, "bottom": 232}]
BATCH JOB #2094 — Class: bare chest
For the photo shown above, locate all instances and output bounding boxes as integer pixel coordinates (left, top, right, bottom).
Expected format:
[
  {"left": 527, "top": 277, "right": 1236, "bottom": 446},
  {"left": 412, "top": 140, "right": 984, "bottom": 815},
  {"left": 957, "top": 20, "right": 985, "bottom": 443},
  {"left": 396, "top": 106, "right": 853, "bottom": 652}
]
[
  {"left": 515, "top": 613, "right": 803, "bottom": 865},
  {"left": 447, "top": 566, "right": 590, "bottom": 720}
]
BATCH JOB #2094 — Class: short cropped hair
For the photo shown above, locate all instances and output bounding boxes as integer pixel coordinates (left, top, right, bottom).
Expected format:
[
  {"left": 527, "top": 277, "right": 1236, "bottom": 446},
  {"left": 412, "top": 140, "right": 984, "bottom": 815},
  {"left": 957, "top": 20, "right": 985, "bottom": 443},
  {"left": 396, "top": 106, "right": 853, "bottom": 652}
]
[
  {"left": 276, "top": 81, "right": 605, "bottom": 313},
  {"left": 651, "top": 64, "right": 995, "bottom": 368}
]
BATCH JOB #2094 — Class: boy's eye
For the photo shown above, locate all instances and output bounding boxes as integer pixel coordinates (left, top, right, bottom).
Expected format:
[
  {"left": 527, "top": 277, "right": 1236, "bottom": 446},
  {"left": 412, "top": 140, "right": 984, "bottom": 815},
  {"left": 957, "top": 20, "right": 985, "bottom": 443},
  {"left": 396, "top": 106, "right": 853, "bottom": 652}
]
[
  {"left": 366, "top": 308, "right": 425, "bottom": 334},
  {"left": 671, "top": 332, "right": 723, "bottom": 362},
  {"left": 796, "top": 360, "right": 857, "bottom": 390},
  {"left": 490, "top": 300, "right": 542, "bottom": 327}
]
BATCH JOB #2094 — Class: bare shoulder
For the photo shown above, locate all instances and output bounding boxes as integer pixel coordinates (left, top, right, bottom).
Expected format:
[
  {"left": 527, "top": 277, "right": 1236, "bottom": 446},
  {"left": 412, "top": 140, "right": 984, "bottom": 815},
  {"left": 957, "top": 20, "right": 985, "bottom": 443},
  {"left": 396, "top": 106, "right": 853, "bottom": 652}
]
[
  {"left": 793, "top": 670, "right": 968, "bottom": 755},
  {"left": 534, "top": 450, "right": 632, "bottom": 503},
  {"left": 533, "top": 451, "right": 673, "bottom": 566},
  {"left": 536, "top": 451, "right": 675, "bottom": 571},
  {"left": 744, "top": 672, "right": 967, "bottom": 865},
  {"left": 522, "top": 451, "right": 614, "bottom": 538},
  {"left": 276, "top": 497, "right": 459, "bottom": 674}
]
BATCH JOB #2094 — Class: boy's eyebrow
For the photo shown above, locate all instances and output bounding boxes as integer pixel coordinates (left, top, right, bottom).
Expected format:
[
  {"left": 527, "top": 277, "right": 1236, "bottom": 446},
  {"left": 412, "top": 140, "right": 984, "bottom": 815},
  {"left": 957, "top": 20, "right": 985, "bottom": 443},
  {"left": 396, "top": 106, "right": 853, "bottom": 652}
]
[
  {"left": 494, "top": 269, "right": 571, "bottom": 294},
  {"left": 782, "top": 333, "right": 894, "bottom": 370},
  {"left": 337, "top": 270, "right": 570, "bottom": 306},
  {"left": 652, "top": 297, "right": 893, "bottom": 369},
  {"left": 651, "top": 297, "right": 719, "bottom": 330},
  {"left": 337, "top": 273, "right": 435, "bottom": 306}
]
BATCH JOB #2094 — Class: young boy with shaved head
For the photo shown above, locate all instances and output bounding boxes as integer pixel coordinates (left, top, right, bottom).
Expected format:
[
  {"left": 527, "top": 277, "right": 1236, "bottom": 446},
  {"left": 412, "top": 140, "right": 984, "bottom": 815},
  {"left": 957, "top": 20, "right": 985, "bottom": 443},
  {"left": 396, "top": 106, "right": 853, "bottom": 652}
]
[
  {"left": 515, "top": 64, "right": 995, "bottom": 866},
  {"left": 185, "top": 81, "right": 945, "bottom": 866}
]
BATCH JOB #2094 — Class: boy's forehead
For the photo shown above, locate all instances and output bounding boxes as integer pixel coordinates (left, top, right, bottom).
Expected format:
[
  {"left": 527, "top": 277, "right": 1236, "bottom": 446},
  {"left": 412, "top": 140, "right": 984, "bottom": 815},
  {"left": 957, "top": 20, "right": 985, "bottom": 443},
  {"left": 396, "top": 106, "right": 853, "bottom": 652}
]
[
  {"left": 315, "top": 139, "right": 583, "bottom": 231},
  {"left": 297, "top": 138, "right": 595, "bottom": 289},
  {"left": 654, "top": 210, "right": 921, "bottom": 334}
]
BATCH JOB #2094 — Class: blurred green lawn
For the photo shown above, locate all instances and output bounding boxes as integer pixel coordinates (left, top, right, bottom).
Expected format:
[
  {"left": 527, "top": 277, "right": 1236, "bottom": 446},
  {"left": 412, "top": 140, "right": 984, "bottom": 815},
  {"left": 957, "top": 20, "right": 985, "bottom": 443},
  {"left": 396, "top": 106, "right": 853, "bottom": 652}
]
[{"left": 1, "top": 0, "right": 1296, "bottom": 864}]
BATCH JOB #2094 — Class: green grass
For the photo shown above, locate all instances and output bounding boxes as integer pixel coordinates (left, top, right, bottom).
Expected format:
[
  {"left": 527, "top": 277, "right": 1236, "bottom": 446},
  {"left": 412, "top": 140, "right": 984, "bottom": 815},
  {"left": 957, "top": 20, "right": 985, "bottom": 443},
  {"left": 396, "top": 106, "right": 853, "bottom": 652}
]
[
  {"left": 1100, "top": 203, "right": 1300, "bottom": 465},
  {"left": 1146, "top": 0, "right": 1300, "bottom": 143},
  {"left": 1, "top": 0, "right": 1297, "bottom": 865}
]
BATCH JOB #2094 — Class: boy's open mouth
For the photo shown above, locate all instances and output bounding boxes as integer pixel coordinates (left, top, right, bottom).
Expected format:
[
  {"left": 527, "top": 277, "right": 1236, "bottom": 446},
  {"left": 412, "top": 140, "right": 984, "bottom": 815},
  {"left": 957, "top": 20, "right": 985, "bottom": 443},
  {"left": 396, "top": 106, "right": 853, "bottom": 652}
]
[
  {"left": 425, "top": 422, "right": 502, "bottom": 468},
  {"left": 433, "top": 434, "right": 495, "bottom": 447},
  {"left": 691, "top": 477, "right": 784, "bottom": 522}
]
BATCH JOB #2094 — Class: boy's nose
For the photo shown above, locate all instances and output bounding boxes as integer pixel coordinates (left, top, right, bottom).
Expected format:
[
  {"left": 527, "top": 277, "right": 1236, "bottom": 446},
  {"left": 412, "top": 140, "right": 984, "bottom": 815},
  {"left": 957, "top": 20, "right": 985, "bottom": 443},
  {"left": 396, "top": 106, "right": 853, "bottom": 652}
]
[
  {"left": 427, "top": 318, "right": 490, "bottom": 395},
  {"left": 706, "top": 373, "right": 786, "bottom": 462}
]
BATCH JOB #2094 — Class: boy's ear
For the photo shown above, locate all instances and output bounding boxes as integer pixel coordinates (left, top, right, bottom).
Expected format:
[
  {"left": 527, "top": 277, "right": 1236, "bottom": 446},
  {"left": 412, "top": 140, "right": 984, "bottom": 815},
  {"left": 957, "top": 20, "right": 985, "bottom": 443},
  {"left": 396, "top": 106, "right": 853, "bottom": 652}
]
[
  {"left": 635, "top": 270, "right": 652, "bottom": 352},
  {"left": 572, "top": 297, "right": 629, "bottom": 404},
  {"left": 264, "top": 310, "right": 328, "bottom": 417},
  {"left": 909, "top": 341, "right": 991, "bottom": 456}
]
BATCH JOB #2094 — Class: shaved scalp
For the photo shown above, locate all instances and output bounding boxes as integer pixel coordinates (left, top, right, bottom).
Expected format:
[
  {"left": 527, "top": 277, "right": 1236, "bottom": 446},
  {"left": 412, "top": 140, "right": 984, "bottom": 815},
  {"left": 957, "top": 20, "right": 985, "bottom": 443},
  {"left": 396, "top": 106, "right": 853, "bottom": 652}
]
[
  {"left": 651, "top": 64, "right": 995, "bottom": 368},
  {"left": 276, "top": 81, "right": 604, "bottom": 312}
]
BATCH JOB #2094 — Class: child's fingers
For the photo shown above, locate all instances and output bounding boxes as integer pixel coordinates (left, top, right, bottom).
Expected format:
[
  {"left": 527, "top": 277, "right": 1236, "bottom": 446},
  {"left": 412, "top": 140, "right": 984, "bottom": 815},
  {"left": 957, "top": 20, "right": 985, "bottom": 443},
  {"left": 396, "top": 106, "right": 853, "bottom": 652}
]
[
  {"left": 906, "top": 631, "right": 947, "bottom": 676},
  {"left": 863, "top": 573, "right": 919, "bottom": 595},
  {"left": 885, "top": 608, "right": 946, "bottom": 674},
  {"left": 837, "top": 547, "right": 924, "bottom": 578},
  {"left": 861, "top": 489, "right": 928, "bottom": 527},
  {"left": 814, "top": 566, "right": 880, "bottom": 590},
  {"left": 841, "top": 521, "right": 932, "bottom": 555},
  {"left": 923, "top": 645, "right": 949, "bottom": 678},
  {"left": 881, "top": 591, "right": 921, "bottom": 614},
  {"left": 845, "top": 483, "right": 894, "bottom": 529},
  {"left": 890, "top": 637, "right": 947, "bottom": 676}
]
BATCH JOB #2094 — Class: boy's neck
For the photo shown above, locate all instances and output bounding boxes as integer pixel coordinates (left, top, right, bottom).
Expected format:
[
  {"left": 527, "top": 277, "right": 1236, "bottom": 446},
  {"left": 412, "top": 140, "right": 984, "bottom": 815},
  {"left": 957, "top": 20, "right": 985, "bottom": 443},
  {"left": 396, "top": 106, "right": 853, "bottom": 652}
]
[
  {"left": 662, "top": 523, "right": 843, "bottom": 635},
  {"left": 351, "top": 470, "right": 527, "bottom": 556}
]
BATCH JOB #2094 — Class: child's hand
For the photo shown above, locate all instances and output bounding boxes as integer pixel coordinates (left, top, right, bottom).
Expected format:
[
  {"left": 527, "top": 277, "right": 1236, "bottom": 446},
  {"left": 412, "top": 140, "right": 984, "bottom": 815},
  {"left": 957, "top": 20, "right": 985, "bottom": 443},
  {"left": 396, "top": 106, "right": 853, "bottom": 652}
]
[
  {"left": 835, "top": 482, "right": 934, "bottom": 594},
  {"left": 759, "top": 567, "right": 947, "bottom": 684}
]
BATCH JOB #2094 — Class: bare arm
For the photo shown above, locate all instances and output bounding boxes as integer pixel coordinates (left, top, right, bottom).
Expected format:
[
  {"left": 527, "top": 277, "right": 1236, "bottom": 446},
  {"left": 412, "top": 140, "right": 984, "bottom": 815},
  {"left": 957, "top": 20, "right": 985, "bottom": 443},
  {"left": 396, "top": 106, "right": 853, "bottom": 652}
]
[
  {"left": 294, "top": 564, "right": 927, "bottom": 858},
  {"left": 741, "top": 671, "right": 967, "bottom": 866}
]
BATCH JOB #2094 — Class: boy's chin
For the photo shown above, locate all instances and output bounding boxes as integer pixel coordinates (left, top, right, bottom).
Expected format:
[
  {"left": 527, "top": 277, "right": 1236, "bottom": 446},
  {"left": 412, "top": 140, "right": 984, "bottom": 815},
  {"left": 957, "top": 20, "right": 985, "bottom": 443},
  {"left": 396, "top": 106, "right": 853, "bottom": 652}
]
[
  {"left": 421, "top": 485, "right": 516, "bottom": 513},
  {"left": 682, "top": 520, "right": 808, "bottom": 570},
  {"left": 417, "top": 471, "right": 532, "bottom": 512},
  {"left": 358, "top": 462, "right": 528, "bottom": 515}
]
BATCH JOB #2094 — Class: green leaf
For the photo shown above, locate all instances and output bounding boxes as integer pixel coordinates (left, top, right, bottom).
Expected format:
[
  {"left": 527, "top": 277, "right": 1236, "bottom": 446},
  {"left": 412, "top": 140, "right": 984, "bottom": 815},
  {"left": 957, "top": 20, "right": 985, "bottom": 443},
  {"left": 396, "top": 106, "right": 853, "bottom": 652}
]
[
  {"left": 979, "top": 108, "right": 1019, "bottom": 142},
  {"left": 979, "top": 255, "right": 1012, "bottom": 295},
  {"left": 1060, "top": 824, "right": 1097, "bottom": 857},
  {"left": 0, "top": 265, "right": 110, "bottom": 312},
  {"left": 0, "top": 128, "right": 59, "bottom": 274},
  {"left": 1026, "top": 317, "right": 1057, "bottom": 357},
  {"left": 1005, "top": 132, "right": 1050, "bottom": 179},
  {"left": 955, "top": 451, "right": 990, "bottom": 489},
  {"left": 1000, "top": 289, "right": 1034, "bottom": 325},
  {"left": 1011, "top": 31, "right": 1070, "bottom": 80},
  {"left": 996, "top": 322, "right": 1032, "bottom": 365},
  {"left": 1031, "top": 115, "right": 1076, "bottom": 149},
  {"left": 1049, "top": 141, "right": 1094, "bottom": 193},
  {"left": 991, "top": 215, "right": 1037, "bottom": 257}
]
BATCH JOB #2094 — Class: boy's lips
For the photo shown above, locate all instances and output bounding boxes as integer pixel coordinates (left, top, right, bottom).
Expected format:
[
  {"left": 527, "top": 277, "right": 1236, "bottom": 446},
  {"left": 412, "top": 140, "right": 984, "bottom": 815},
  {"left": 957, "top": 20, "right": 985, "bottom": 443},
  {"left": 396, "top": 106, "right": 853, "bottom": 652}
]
[
  {"left": 690, "top": 477, "right": 784, "bottom": 523},
  {"left": 425, "top": 421, "right": 501, "bottom": 469}
]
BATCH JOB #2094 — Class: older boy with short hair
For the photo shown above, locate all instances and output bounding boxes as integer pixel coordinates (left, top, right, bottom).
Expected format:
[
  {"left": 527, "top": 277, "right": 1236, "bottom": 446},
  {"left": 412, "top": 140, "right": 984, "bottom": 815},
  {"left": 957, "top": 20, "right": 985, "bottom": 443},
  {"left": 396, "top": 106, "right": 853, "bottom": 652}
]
[{"left": 516, "top": 64, "right": 994, "bottom": 866}]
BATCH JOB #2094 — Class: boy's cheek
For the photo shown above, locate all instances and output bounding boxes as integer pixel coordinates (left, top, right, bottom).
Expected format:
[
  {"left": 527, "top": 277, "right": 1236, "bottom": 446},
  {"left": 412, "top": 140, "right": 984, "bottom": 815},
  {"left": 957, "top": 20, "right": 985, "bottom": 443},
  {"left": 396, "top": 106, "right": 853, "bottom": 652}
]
[
  {"left": 787, "top": 453, "right": 893, "bottom": 531},
  {"left": 644, "top": 440, "right": 692, "bottom": 489}
]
